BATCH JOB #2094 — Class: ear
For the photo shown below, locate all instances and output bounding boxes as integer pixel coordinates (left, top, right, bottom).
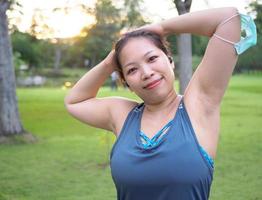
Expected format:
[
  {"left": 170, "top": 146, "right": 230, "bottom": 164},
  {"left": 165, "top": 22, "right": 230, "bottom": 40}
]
[
  {"left": 168, "top": 56, "right": 173, "bottom": 64},
  {"left": 125, "top": 82, "right": 134, "bottom": 92},
  {"left": 122, "top": 81, "right": 131, "bottom": 89},
  {"left": 168, "top": 56, "right": 175, "bottom": 70}
]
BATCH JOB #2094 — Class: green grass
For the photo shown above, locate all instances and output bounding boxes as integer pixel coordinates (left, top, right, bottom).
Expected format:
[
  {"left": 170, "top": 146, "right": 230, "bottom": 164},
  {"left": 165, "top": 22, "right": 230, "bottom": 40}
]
[{"left": 0, "top": 74, "right": 261, "bottom": 200}]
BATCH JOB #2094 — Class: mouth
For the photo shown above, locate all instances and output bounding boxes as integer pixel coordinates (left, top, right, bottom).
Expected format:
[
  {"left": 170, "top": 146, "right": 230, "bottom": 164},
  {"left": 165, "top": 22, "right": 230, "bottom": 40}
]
[{"left": 143, "top": 77, "right": 163, "bottom": 90}]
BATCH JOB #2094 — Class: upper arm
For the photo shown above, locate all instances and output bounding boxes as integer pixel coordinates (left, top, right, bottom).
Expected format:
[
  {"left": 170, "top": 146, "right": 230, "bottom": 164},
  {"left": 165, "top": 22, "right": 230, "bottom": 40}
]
[
  {"left": 186, "top": 8, "right": 240, "bottom": 107},
  {"left": 64, "top": 97, "right": 137, "bottom": 133}
]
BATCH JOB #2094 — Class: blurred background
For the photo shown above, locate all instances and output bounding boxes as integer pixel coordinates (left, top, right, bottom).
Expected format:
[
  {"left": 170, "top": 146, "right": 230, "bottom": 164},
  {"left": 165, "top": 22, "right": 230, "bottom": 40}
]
[{"left": 4, "top": 0, "right": 262, "bottom": 88}]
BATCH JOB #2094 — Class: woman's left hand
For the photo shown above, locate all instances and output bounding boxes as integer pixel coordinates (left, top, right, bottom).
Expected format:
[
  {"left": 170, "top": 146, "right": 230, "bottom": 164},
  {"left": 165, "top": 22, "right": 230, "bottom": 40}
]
[{"left": 135, "top": 23, "right": 166, "bottom": 37}]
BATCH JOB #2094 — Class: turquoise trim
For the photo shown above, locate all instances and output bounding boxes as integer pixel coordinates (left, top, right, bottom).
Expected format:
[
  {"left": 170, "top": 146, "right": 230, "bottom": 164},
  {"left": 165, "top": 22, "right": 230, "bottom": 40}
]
[
  {"left": 139, "top": 119, "right": 214, "bottom": 168},
  {"left": 199, "top": 146, "right": 214, "bottom": 168},
  {"left": 139, "top": 119, "right": 173, "bottom": 149}
]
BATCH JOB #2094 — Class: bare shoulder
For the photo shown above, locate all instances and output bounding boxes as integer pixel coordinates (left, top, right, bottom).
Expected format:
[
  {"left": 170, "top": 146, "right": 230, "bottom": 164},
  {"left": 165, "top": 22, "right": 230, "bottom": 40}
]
[
  {"left": 183, "top": 89, "right": 221, "bottom": 159},
  {"left": 65, "top": 95, "right": 138, "bottom": 135},
  {"left": 107, "top": 97, "right": 139, "bottom": 136}
]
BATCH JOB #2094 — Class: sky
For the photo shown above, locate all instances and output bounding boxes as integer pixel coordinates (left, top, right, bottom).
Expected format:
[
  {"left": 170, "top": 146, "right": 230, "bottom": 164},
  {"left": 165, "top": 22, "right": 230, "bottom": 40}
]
[
  {"left": 143, "top": 0, "right": 252, "bottom": 21},
  {"left": 11, "top": 0, "right": 253, "bottom": 38}
]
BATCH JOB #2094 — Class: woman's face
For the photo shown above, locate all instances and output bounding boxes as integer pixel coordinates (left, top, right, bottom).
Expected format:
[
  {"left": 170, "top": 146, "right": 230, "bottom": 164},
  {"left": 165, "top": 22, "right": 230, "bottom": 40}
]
[{"left": 119, "top": 37, "right": 175, "bottom": 104}]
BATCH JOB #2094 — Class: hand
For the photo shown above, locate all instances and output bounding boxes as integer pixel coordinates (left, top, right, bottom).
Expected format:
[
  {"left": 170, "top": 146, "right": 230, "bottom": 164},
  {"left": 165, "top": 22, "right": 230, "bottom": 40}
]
[
  {"left": 103, "top": 50, "right": 117, "bottom": 72},
  {"left": 136, "top": 23, "right": 165, "bottom": 37}
]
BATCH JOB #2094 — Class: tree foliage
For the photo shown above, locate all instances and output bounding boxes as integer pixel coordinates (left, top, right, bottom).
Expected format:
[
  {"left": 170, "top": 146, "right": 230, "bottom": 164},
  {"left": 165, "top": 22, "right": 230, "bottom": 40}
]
[
  {"left": 82, "top": 0, "right": 121, "bottom": 66},
  {"left": 81, "top": 0, "right": 146, "bottom": 67},
  {"left": 248, "top": 0, "right": 262, "bottom": 34},
  {"left": 11, "top": 30, "right": 55, "bottom": 69},
  {"left": 9, "top": 0, "right": 260, "bottom": 72},
  {"left": 237, "top": 0, "right": 262, "bottom": 71},
  {"left": 8, "top": 0, "right": 148, "bottom": 69},
  {"left": 122, "top": 0, "right": 147, "bottom": 28},
  {"left": 12, "top": 30, "right": 40, "bottom": 67}
]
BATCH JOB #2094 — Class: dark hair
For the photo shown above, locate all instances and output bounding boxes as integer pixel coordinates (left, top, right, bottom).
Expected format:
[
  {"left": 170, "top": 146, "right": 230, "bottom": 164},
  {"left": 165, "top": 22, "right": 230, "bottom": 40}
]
[{"left": 114, "top": 30, "right": 172, "bottom": 83}]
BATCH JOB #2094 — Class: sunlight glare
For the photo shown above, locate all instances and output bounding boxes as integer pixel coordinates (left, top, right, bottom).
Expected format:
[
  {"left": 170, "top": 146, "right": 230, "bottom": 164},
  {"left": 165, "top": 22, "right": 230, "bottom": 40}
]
[{"left": 48, "top": 10, "right": 95, "bottom": 39}]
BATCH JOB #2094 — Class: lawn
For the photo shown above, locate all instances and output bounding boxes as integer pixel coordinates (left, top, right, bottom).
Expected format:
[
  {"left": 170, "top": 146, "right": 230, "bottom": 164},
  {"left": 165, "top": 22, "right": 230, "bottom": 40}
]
[{"left": 0, "top": 74, "right": 261, "bottom": 200}]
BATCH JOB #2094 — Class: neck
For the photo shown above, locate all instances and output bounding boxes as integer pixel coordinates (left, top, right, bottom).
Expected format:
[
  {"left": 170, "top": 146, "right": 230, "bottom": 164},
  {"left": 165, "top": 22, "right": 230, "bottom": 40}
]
[{"left": 144, "top": 90, "right": 178, "bottom": 114}]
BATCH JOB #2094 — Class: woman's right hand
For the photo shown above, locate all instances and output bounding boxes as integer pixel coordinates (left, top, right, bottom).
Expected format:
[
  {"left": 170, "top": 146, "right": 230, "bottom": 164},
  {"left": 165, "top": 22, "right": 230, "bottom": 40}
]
[{"left": 103, "top": 50, "right": 117, "bottom": 73}]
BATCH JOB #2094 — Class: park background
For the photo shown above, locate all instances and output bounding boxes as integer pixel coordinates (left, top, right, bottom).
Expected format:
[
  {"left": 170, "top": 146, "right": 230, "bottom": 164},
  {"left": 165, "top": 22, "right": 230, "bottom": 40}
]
[{"left": 0, "top": 0, "right": 261, "bottom": 199}]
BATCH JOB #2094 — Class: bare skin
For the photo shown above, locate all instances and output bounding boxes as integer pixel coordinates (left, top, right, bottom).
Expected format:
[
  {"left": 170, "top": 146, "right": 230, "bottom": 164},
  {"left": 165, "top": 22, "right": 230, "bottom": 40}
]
[{"left": 64, "top": 7, "right": 240, "bottom": 160}]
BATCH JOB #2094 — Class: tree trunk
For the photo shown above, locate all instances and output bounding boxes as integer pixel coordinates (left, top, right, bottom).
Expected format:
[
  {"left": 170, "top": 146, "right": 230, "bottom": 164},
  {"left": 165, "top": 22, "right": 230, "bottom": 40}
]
[
  {"left": 177, "top": 34, "right": 192, "bottom": 93},
  {"left": 53, "top": 44, "right": 62, "bottom": 74},
  {"left": 174, "top": 0, "right": 192, "bottom": 94},
  {"left": 0, "top": 1, "right": 25, "bottom": 136}
]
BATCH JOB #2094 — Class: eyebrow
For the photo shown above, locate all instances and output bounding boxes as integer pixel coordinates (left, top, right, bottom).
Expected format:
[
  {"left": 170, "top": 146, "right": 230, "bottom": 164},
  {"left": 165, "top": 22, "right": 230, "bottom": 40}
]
[{"left": 123, "top": 50, "right": 154, "bottom": 68}]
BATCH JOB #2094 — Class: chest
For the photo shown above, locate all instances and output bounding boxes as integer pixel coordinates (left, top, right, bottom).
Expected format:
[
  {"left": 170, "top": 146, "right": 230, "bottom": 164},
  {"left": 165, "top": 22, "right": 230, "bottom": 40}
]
[
  {"left": 111, "top": 137, "right": 212, "bottom": 187},
  {"left": 140, "top": 120, "right": 170, "bottom": 140}
]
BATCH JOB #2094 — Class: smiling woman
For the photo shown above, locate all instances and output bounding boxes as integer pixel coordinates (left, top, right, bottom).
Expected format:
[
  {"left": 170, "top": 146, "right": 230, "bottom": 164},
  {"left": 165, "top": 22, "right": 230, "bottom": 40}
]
[{"left": 64, "top": 6, "right": 257, "bottom": 200}]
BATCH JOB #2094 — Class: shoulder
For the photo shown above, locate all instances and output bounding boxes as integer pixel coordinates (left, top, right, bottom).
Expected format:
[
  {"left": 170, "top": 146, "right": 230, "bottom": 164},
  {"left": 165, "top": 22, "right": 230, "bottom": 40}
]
[
  {"left": 65, "top": 95, "right": 138, "bottom": 134},
  {"left": 107, "top": 97, "right": 139, "bottom": 136},
  {"left": 106, "top": 96, "right": 139, "bottom": 112}
]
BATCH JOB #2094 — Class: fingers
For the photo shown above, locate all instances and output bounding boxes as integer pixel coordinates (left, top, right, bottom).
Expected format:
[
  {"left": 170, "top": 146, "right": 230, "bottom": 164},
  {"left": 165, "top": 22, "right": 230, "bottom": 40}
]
[{"left": 135, "top": 24, "right": 164, "bottom": 36}]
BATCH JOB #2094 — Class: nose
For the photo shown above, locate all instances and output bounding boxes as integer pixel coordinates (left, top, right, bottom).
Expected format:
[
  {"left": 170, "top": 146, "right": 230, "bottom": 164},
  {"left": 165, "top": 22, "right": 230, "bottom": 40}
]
[{"left": 141, "top": 64, "right": 154, "bottom": 80}]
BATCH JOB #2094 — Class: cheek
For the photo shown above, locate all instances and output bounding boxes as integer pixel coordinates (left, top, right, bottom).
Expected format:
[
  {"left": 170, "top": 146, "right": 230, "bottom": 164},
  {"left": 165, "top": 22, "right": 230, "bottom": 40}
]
[
  {"left": 158, "top": 61, "right": 174, "bottom": 76},
  {"left": 125, "top": 76, "right": 139, "bottom": 88},
  {"left": 168, "top": 68, "right": 175, "bottom": 82},
  {"left": 161, "top": 63, "right": 175, "bottom": 83}
]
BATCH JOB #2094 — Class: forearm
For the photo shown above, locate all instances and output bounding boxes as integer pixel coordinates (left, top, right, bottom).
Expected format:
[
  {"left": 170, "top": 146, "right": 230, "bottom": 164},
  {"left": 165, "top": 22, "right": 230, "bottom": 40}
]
[
  {"left": 64, "top": 60, "right": 114, "bottom": 105},
  {"left": 161, "top": 7, "right": 239, "bottom": 37}
]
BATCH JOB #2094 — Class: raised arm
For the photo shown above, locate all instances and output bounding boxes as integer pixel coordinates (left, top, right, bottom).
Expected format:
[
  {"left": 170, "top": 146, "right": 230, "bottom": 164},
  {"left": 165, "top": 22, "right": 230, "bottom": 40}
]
[
  {"left": 174, "top": 7, "right": 241, "bottom": 106},
  {"left": 64, "top": 51, "right": 137, "bottom": 133},
  {"left": 142, "top": 7, "right": 241, "bottom": 106},
  {"left": 136, "top": 7, "right": 256, "bottom": 158}
]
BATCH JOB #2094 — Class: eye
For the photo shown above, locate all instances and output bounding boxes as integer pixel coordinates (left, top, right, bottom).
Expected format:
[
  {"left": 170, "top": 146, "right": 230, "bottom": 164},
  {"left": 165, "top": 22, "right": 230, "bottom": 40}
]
[
  {"left": 148, "top": 56, "right": 158, "bottom": 62},
  {"left": 126, "top": 67, "right": 137, "bottom": 75}
]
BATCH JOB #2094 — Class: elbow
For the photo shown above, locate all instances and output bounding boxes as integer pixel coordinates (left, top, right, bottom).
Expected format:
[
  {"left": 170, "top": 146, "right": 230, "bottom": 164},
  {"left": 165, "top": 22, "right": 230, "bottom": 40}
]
[
  {"left": 64, "top": 94, "right": 70, "bottom": 106},
  {"left": 64, "top": 96, "right": 77, "bottom": 118},
  {"left": 64, "top": 96, "right": 70, "bottom": 112},
  {"left": 212, "top": 7, "right": 240, "bottom": 36},
  {"left": 228, "top": 7, "right": 238, "bottom": 13},
  {"left": 64, "top": 94, "right": 74, "bottom": 111},
  {"left": 223, "top": 7, "right": 238, "bottom": 16},
  {"left": 224, "top": 7, "right": 239, "bottom": 21},
  {"left": 221, "top": 7, "right": 239, "bottom": 23},
  {"left": 219, "top": 7, "right": 239, "bottom": 23}
]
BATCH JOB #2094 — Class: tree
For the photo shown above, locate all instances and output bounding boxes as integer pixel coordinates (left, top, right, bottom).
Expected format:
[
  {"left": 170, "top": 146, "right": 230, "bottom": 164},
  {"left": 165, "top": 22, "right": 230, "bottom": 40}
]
[
  {"left": 84, "top": 0, "right": 121, "bottom": 66},
  {"left": 173, "top": 0, "right": 192, "bottom": 94},
  {"left": 12, "top": 30, "right": 40, "bottom": 68},
  {"left": 29, "top": 8, "right": 64, "bottom": 74},
  {"left": 248, "top": 0, "right": 262, "bottom": 35},
  {"left": 236, "top": 0, "right": 262, "bottom": 71},
  {"left": 82, "top": 0, "right": 148, "bottom": 67},
  {"left": 11, "top": 30, "right": 56, "bottom": 73},
  {"left": 62, "top": 36, "right": 87, "bottom": 68},
  {"left": 122, "top": 0, "right": 147, "bottom": 29},
  {"left": 48, "top": 5, "right": 91, "bottom": 73},
  {"left": 0, "top": 0, "right": 25, "bottom": 136}
]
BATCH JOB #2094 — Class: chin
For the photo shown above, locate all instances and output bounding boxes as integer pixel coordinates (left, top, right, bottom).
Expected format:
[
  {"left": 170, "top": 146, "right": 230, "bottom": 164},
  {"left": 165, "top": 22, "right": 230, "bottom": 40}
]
[
  {"left": 133, "top": 81, "right": 175, "bottom": 104},
  {"left": 140, "top": 90, "right": 171, "bottom": 105}
]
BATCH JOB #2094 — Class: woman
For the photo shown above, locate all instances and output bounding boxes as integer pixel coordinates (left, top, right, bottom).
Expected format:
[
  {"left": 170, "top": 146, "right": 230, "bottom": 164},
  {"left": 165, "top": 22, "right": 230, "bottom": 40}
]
[{"left": 64, "top": 7, "right": 256, "bottom": 200}]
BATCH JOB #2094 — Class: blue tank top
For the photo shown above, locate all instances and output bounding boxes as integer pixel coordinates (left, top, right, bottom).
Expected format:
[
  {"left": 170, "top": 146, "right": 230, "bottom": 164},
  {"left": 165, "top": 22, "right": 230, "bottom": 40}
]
[{"left": 110, "top": 97, "right": 214, "bottom": 200}]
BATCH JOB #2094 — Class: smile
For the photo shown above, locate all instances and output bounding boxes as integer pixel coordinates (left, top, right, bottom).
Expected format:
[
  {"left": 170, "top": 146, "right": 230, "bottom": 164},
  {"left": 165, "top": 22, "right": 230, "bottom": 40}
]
[{"left": 143, "top": 77, "right": 163, "bottom": 90}]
